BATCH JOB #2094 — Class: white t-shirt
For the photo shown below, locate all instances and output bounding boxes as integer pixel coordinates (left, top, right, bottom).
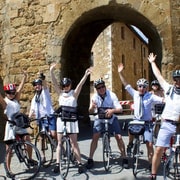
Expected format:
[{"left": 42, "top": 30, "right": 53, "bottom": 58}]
[{"left": 161, "top": 82, "right": 180, "bottom": 121}]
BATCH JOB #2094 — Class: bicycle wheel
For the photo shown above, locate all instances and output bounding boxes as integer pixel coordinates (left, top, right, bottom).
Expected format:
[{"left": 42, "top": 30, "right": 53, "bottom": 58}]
[
  {"left": 132, "top": 139, "right": 140, "bottom": 177},
  {"left": 163, "top": 147, "right": 176, "bottom": 180},
  {"left": 174, "top": 148, "right": 180, "bottom": 179},
  {"left": 35, "top": 131, "right": 53, "bottom": 167},
  {"left": 60, "top": 137, "right": 71, "bottom": 179},
  {"left": 4, "top": 141, "right": 41, "bottom": 179},
  {"left": 102, "top": 132, "right": 111, "bottom": 171}
]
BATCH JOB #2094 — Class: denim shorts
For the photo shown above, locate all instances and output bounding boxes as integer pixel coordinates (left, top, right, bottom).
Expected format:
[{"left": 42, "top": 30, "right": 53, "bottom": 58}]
[
  {"left": 143, "top": 122, "right": 154, "bottom": 143},
  {"left": 39, "top": 116, "right": 56, "bottom": 131},
  {"left": 93, "top": 117, "right": 121, "bottom": 135}
]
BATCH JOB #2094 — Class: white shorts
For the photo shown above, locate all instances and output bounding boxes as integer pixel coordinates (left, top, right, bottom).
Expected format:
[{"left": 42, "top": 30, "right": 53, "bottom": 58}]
[
  {"left": 4, "top": 122, "right": 28, "bottom": 142},
  {"left": 156, "top": 121, "right": 176, "bottom": 147},
  {"left": 56, "top": 117, "right": 79, "bottom": 134}
]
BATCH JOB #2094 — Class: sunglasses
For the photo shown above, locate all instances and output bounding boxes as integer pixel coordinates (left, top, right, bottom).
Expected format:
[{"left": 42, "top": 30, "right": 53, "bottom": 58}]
[
  {"left": 6, "top": 91, "right": 16, "bottom": 95},
  {"left": 96, "top": 85, "right": 105, "bottom": 90},
  {"left": 174, "top": 78, "right": 180, "bottom": 82},
  {"left": 62, "top": 84, "right": 70, "bottom": 88},
  {"left": 138, "top": 85, "right": 146, "bottom": 89}
]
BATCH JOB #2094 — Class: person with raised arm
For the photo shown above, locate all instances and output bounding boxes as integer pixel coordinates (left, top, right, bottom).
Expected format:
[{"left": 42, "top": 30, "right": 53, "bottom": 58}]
[
  {"left": 50, "top": 63, "right": 92, "bottom": 174},
  {"left": 148, "top": 53, "right": 180, "bottom": 180},
  {"left": 0, "top": 70, "right": 37, "bottom": 178},
  {"left": 118, "top": 63, "right": 163, "bottom": 172}
]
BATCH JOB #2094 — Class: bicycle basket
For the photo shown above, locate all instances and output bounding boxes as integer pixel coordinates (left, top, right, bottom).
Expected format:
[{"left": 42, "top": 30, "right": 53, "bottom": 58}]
[
  {"left": 11, "top": 112, "right": 30, "bottom": 128},
  {"left": 128, "top": 124, "right": 145, "bottom": 135},
  {"left": 61, "top": 106, "right": 77, "bottom": 121},
  {"left": 98, "top": 107, "right": 112, "bottom": 119},
  {"left": 154, "top": 103, "right": 165, "bottom": 114}
]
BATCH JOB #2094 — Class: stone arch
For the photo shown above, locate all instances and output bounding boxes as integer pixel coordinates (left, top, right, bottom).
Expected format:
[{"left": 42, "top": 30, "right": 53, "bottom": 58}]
[{"left": 60, "top": 4, "right": 162, "bottom": 124}]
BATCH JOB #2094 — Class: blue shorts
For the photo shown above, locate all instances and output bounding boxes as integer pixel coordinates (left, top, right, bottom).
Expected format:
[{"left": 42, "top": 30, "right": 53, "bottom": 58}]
[
  {"left": 156, "top": 121, "right": 176, "bottom": 147},
  {"left": 93, "top": 117, "right": 121, "bottom": 135},
  {"left": 143, "top": 122, "right": 154, "bottom": 143},
  {"left": 39, "top": 116, "right": 56, "bottom": 131}
]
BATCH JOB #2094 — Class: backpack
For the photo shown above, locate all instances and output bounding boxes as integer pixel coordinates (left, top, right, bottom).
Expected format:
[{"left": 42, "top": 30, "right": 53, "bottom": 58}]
[{"left": 11, "top": 112, "right": 30, "bottom": 128}]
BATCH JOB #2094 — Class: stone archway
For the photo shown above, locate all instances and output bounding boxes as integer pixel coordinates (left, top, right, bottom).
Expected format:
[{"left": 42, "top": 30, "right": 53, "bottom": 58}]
[{"left": 60, "top": 4, "right": 162, "bottom": 125}]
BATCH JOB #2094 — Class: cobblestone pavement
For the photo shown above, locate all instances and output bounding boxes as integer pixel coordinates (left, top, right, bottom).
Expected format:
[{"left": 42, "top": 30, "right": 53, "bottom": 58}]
[{"left": 0, "top": 116, "right": 166, "bottom": 180}]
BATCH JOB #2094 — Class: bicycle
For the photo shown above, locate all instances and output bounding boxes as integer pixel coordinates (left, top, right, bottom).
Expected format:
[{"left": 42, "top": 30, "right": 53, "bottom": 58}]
[
  {"left": 4, "top": 116, "right": 41, "bottom": 179},
  {"left": 91, "top": 107, "right": 121, "bottom": 172},
  {"left": 54, "top": 106, "right": 78, "bottom": 179},
  {"left": 34, "top": 115, "right": 57, "bottom": 167},
  {"left": 163, "top": 131, "right": 180, "bottom": 180},
  {"left": 128, "top": 120, "right": 145, "bottom": 177}
]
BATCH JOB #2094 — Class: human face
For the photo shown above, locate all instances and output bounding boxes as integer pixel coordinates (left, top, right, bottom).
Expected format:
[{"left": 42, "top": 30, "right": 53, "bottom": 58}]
[
  {"left": 33, "top": 83, "right": 42, "bottom": 92},
  {"left": 63, "top": 84, "right": 71, "bottom": 92},
  {"left": 174, "top": 77, "right": 180, "bottom": 88},
  {"left": 96, "top": 84, "right": 106, "bottom": 95},
  {"left": 137, "top": 85, "right": 148, "bottom": 95},
  {"left": 5, "top": 91, "right": 16, "bottom": 99}
]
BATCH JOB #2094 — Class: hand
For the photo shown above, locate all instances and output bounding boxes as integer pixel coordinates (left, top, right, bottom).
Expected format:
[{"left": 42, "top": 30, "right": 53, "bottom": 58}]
[
  {"left": 118, "top": 63, "right": 124, "bottom": 73},
  {"left": 21, "top": 69, "right": 28, "bottom": 77},
  {"left": 91, "top": 100, "right": 97, "bottom": 109},
  {"left": 50, "top": 62, "right": 57, "bottom": 71},
  {"left": 105, "top": 109, "right": 113, "bottom": 118},
  {"left": 85, "top": 67, "right": 92, "bottom": 76},
  {"left": 148, "top": 53, "right": 157, "bottom": 63}
]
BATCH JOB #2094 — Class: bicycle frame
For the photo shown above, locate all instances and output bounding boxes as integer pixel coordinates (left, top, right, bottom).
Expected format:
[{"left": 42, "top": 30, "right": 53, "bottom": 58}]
[
  {"left": 163, "top": 134, "right": 180, "bottom": 180},
  {"left": 34, "top": 116, "right": 56, "bottom": 167},
  {"left": 4, "top": 122, "right": 41, "bottom": 179}
]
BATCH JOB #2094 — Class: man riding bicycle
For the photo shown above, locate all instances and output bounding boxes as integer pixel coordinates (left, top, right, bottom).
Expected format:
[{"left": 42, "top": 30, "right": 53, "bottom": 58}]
[{"left": 86, "top": 78, "right": 128, "bottom": 169}]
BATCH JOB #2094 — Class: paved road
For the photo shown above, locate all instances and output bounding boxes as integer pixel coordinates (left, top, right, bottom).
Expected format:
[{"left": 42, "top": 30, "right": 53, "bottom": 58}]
[{"left": 0, "top": 115, "right": 166, "bottom": 179}]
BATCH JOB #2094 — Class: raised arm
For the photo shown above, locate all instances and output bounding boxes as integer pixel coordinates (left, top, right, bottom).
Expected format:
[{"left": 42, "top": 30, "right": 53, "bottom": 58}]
[
  {"left": 147, "top": 53, "right": 166, "bottom": 86},
  {"left": 118, "top": 63, "right": 128, "bottom": 87},
  {"left": 50, "top": 63, "right": 61, "bottom": 95},
  {"left": 74, "top": 67, "right": 92, "bottom": 99},
  {"left": 15, "top": 70, "right": 28, "bottom": 101}
]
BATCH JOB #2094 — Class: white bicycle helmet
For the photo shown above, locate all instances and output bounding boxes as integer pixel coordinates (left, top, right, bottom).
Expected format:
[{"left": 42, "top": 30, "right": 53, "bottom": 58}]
[
  {"left": 172, "top": 70, "right": 180, "bottom": 79},
  {"left": 94, "top": 78, "right": 105, "bottom": 88},
  {"left": 136, "top": 78, "right": 149, "bottom": 87}
]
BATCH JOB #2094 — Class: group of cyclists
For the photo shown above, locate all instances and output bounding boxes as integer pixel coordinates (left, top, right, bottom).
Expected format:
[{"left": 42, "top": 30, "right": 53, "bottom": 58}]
[{"left": 0, "top": 52, "right": 179, "bottom": 179}]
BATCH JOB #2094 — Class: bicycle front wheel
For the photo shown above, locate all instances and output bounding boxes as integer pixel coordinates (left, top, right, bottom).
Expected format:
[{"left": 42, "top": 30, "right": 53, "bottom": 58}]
[
  {"left": 132, "top": 139, "right": 140, "bottom": 177},
  {"left": 102, "top": 133, "right": 111, "bottom": 171},
  {"left": 60, "top": 137, "right": 71, "bottom": 179},
  {"left": 4, "top": 141, "right": 41, "bottom": 180},
  {"left": 35, "top": 132, "right": 53, "bottom": 167},
  {"left": 174, "top": 148, "right": 180, "bottom": 179}
]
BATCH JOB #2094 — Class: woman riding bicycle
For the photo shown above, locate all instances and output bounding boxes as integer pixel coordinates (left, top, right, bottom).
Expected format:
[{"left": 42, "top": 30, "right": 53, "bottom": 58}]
[
  {"left": 0, "top": 70, "right": 36, "bottom": 178},
  {"left": 50, "top": 63, "right": 92, "bottom": 174}
]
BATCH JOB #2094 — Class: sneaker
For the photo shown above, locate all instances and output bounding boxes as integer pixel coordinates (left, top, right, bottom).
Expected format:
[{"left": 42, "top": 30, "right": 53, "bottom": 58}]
[
  {"left": 127, "top": 143, "right": 133, "bottom": 156},
  {"left": 150, "top": 174, "right": 156, "bottom": 180},
  {"left": 28, "top": 159, "right": 38, "bottom": 166},
  {"left": 78, "top": 163, "right": 86, "bottom": 174},
  {"left": 41, "top": 157, "right": 46, "bottom": 165},
  {"left": 6, "top": 171, "right": 15, "bottom": 178},
  {"left": 53, "top": 164, "right": 60, "bottom": 173},
  {"left": 86, "top": 158, "right": 94, "bottom": 169},
  {"left": 122, "top": 158, "right": 129, "bottom": 169}
]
